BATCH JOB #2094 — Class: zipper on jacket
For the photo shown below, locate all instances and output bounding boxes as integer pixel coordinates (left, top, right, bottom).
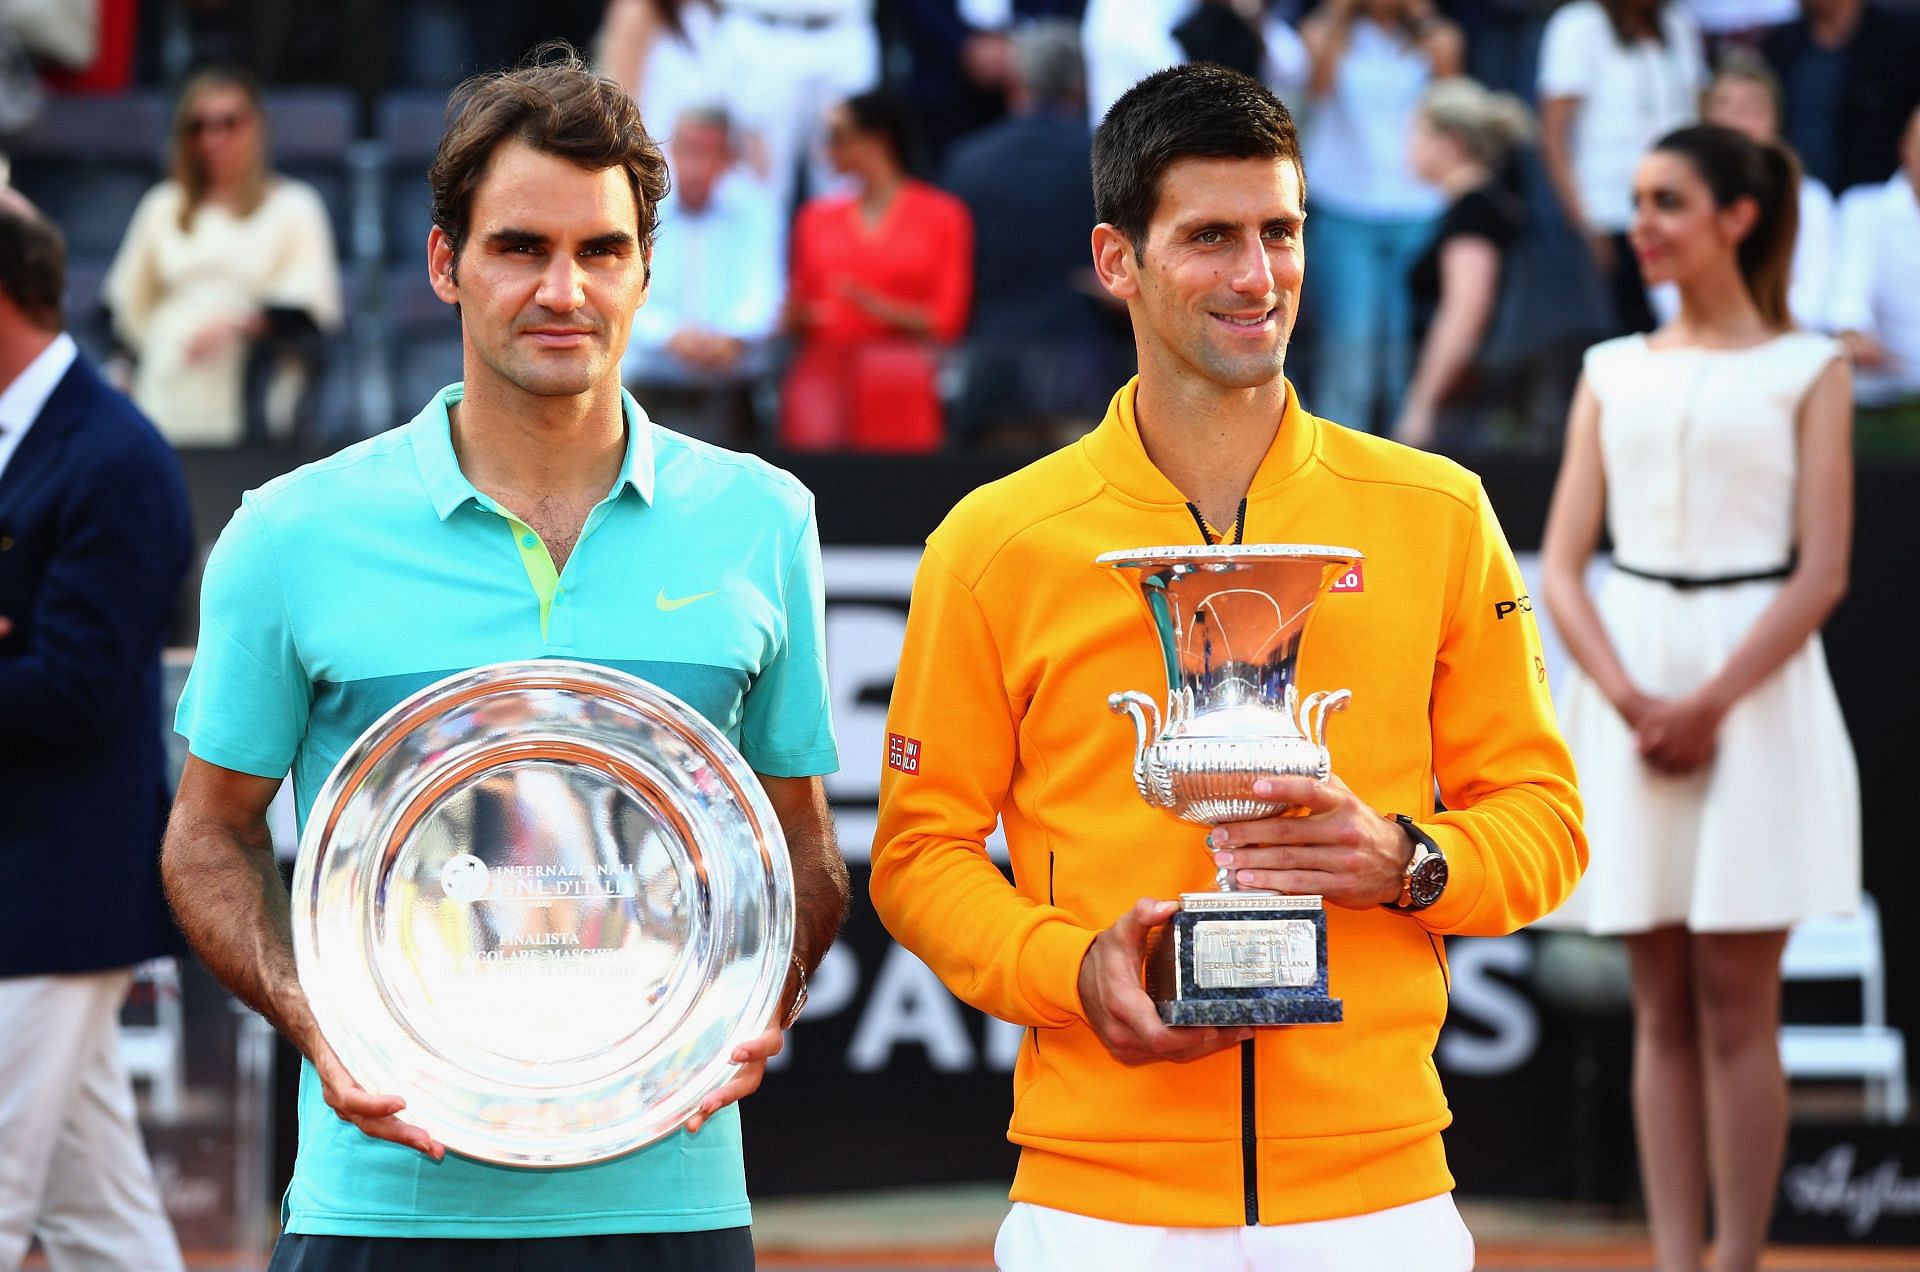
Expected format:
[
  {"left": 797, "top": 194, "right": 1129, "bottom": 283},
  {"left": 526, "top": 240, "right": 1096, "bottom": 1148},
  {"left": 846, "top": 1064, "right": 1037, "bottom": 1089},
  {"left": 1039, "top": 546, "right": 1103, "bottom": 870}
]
[
  {"left": 1039, "top": 854, "right": 1057, "bottom": 1060},
  {"left": 1240, "top": 1039, "right": 1259, "bottom": 1224}
]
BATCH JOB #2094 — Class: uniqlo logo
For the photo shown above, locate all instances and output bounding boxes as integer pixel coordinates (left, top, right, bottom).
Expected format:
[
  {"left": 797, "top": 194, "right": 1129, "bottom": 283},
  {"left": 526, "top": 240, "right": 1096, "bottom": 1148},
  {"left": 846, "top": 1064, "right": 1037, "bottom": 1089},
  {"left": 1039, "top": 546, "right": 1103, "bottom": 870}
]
[
  {"left": 1330, "top": 563, "right": 1365, "bottom": 593},
  {"left": 888, "top": 733, "right": 922, "bottom": 775}
]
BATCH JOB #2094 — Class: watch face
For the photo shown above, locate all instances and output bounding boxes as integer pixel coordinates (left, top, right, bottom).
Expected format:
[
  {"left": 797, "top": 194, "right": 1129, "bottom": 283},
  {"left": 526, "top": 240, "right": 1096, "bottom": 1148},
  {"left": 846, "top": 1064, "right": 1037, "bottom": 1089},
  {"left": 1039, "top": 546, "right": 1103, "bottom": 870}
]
[{"left": 1409, "top": 855, "right": 1449, "bottom": 909}]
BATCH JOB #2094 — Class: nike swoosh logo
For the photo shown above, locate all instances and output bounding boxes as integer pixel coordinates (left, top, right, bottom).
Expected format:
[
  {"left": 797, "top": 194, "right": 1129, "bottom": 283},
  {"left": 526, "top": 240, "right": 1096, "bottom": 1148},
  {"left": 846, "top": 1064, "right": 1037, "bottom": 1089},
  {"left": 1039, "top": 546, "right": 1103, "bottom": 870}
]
[{"left": 657, "top": 588, "right": 718, "bottom": 612}]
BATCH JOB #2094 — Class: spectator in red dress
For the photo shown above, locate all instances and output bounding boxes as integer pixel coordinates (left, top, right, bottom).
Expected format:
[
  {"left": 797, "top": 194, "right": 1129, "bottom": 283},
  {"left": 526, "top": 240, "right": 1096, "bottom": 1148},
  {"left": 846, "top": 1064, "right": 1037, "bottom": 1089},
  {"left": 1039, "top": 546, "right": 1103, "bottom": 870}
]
[{"left": 781, "top": 90, "right": 972, "bottom": 452}]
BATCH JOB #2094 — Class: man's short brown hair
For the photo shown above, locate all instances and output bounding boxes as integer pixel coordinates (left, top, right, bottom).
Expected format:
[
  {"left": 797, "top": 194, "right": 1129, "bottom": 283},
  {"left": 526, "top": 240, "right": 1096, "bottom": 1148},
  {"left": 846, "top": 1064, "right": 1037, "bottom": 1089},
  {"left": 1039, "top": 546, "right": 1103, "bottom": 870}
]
[
  {"left": 429, "top": 42, "right": 669, "bottom": 261},
  {"left": 0, "top": 193, "right": 66, "bottom": 332}
]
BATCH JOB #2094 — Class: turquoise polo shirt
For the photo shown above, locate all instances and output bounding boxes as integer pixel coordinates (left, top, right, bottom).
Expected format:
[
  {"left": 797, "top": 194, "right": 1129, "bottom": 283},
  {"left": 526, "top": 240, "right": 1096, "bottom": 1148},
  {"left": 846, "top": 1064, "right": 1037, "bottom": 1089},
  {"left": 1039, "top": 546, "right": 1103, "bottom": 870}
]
[{"left": 175, "top": 383, "right": 837, "bottom": 1238}]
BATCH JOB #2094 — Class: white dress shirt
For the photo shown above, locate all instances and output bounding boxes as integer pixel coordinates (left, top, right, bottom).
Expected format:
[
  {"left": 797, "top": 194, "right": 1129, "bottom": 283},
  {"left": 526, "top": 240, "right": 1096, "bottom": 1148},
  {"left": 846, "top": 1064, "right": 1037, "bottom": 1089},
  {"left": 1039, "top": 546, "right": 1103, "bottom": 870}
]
[
  {"left": 1830, "top": 173, "right": 1920, "bottom": 404},
  {"left": 623, "top": 177, "right": 783, "bottom": 381},
  {"left": 0, "top": 332, "right": 77, "bottom": 486}
]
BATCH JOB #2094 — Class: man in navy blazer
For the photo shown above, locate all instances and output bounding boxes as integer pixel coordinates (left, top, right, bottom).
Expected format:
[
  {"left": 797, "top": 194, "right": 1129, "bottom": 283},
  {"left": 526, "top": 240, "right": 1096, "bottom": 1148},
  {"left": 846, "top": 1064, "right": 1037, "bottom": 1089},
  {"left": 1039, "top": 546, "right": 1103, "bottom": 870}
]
[{"left": 0, "top": 188, "right": 189, "bottom": 1270}]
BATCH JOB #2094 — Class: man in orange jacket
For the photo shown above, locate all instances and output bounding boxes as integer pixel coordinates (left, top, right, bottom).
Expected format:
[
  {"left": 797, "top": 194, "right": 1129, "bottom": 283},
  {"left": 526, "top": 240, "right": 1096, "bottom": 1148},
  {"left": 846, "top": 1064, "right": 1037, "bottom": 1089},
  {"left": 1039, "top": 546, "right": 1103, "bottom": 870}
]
[{"left": 870, "top": 64, "right": 1586, "bottom": 1270}]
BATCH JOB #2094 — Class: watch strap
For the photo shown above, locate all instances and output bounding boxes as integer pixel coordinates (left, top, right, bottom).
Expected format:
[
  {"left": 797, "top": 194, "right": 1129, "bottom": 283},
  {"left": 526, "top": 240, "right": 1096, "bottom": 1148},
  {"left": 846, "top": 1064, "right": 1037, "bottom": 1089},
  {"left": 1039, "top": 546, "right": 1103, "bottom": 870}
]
[{"left": 1386, "top": 814, "right": 1445, "bottom": 912}]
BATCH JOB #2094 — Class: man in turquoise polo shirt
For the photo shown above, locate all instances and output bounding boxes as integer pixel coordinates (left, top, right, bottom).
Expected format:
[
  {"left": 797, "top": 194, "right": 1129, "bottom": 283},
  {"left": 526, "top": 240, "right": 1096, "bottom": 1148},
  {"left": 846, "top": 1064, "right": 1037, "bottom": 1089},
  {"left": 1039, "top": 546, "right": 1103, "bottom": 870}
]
[{"left": 161, "top": 49, "right": 846, "bottom": 1272}]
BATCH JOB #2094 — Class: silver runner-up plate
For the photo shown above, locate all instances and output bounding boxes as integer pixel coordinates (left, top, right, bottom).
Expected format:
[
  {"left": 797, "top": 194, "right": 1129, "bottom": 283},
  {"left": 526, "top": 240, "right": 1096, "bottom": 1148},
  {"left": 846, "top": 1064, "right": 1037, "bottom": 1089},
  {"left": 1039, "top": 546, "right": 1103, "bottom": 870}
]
[{"left": 290, "top": 659, "right": 794, "bottom": 1168}]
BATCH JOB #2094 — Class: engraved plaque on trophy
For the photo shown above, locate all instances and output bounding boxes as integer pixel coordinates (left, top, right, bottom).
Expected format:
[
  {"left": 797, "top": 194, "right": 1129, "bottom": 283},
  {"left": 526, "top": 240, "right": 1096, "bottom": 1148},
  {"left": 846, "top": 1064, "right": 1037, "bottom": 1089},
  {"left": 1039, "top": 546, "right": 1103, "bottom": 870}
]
[
  {"left": 1100, "top": 545, "right": 1362, "bottom": 1026},
  {"left": 290, "top": 660, "right": 793, "bottom": 1166}
]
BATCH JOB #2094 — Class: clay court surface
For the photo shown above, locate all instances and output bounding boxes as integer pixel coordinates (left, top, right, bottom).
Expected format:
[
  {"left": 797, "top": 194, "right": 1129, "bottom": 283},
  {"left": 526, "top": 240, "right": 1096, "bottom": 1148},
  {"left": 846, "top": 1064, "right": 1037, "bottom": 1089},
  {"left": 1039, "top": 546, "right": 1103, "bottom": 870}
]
[
  {"left": 748, "top": 1189, "right": 1920, "bottom": 1270},
  {"left": 32, "top": 1187, "right": 1913, "bottom": 1271}
]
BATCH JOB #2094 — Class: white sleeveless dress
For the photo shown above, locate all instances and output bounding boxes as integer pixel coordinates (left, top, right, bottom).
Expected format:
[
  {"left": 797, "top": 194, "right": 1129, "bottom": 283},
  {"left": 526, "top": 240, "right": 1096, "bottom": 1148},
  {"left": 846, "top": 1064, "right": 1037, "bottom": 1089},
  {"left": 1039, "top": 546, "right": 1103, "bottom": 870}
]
[{"left": 1546, "top": 332, "right": 1861, "bottom": 935}]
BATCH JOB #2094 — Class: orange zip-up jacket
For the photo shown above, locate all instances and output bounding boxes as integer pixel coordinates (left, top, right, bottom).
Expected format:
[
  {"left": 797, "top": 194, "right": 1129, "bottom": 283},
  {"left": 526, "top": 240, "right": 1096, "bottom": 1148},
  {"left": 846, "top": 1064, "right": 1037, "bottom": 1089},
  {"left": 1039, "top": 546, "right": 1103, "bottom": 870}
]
[{"left": 871, "top": 379, "right": 1585, "bottom": 1227}]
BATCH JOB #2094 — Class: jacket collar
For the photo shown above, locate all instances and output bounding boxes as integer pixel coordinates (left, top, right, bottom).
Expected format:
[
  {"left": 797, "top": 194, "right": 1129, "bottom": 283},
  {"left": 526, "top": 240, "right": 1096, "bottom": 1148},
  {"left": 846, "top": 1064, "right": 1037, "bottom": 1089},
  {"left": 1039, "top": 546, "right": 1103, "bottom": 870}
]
[{"left": 1081, "top": 375, "right": 1319, "bottom": 506}]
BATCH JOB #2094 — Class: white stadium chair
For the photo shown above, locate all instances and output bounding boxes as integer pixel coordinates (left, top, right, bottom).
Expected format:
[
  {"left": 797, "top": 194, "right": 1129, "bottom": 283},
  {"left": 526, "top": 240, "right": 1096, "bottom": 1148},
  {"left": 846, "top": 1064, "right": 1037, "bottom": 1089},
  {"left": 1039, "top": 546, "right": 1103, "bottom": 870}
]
[
  {"left": 1779, "top": 893, "right": 1909, "bottom": 1122},
  {"left": 119, "top": 957, "right": 187, "bottom": 1124}
]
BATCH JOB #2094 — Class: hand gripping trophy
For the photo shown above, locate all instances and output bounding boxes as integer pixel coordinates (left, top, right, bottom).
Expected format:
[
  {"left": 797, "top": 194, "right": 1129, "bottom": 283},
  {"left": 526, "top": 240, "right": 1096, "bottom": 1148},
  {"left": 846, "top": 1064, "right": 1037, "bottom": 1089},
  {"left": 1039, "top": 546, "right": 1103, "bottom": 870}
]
[{"left": 1101, "top": 544, "right": 1362, "bottom": 1026}]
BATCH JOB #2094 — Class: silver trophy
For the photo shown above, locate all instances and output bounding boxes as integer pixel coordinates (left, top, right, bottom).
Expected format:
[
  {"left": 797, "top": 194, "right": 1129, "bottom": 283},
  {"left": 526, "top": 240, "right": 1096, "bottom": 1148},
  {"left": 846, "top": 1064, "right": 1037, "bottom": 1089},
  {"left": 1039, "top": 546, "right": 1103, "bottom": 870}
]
[
  {"left": 1100, "top": 544, "right": 1362, "bottom": 1026},
  {"left": 290, "top": 660, "right": 793, "bottom": 1166}
]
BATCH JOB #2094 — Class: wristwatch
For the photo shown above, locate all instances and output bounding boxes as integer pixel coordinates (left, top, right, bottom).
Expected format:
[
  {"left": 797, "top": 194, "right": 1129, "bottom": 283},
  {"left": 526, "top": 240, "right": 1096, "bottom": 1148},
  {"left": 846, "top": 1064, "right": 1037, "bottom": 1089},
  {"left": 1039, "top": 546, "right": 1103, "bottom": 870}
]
[{"left": 1385, "top": 814, "right": 1448, "bottom": 912}]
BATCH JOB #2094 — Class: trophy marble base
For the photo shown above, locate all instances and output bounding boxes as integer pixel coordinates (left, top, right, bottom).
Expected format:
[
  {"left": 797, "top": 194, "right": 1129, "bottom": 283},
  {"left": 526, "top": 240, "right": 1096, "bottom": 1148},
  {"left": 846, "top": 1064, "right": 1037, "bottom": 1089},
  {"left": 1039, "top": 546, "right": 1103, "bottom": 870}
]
[{"left": 1144, "top": 892, "right": 1343, "bottom": 1027}]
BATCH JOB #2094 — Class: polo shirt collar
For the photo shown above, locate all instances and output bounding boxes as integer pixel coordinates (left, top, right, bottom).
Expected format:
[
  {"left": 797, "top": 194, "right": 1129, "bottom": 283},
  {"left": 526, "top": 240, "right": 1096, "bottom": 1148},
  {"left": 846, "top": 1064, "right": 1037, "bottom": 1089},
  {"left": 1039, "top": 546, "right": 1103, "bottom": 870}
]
[
  {"left": 1082, "top": 375, "right": 1319, "bottom": 506},
  {"left": 410, "top": 381, "right": 657, "bottom": 521}
]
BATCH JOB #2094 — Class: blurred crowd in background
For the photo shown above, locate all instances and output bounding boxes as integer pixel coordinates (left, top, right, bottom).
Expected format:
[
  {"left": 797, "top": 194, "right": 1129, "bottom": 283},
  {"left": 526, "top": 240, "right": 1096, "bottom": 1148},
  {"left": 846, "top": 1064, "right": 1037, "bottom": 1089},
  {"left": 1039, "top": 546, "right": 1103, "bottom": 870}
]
[{"left": 2, "top": 0, "right": 1917, "bottom": 458}]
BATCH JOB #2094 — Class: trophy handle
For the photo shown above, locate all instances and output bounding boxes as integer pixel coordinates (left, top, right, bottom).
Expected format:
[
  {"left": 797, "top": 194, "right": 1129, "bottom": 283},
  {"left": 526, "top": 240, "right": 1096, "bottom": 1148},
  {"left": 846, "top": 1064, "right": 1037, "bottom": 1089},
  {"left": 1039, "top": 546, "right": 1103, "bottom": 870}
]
[
  {"left": 1299, "top": 689, "right": 1352, "bottom": 751},
  {"left": 1107, "top": 691, "right": 1164, "bottom": 804}
]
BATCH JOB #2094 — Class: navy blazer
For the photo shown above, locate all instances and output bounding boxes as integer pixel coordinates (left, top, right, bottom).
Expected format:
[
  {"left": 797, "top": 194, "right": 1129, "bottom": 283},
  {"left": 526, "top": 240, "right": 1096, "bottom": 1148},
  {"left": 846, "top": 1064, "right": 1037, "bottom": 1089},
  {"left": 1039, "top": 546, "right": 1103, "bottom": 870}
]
[{"left": 0, "top": 352, "right": 193, "bottom": 976}]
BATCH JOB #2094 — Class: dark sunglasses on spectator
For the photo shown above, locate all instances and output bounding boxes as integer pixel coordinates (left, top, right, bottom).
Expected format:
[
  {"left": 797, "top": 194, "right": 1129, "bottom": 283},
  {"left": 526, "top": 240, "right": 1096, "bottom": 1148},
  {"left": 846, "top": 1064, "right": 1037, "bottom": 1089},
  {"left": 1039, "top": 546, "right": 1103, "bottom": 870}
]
[{"left": 188, "top": 111, "right": 249, "bottom": 136}]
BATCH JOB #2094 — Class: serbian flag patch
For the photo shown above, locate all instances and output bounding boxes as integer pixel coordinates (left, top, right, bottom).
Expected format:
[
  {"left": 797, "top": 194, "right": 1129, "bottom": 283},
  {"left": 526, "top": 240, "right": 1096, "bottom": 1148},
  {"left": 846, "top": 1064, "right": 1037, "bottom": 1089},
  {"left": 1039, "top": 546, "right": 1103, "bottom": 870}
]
[
  {"left": 888, "top": 733, "right": 922, "bottom": 775},
  {"left": 1330, "top": 563, "right": 1365, "bottom": 593}
]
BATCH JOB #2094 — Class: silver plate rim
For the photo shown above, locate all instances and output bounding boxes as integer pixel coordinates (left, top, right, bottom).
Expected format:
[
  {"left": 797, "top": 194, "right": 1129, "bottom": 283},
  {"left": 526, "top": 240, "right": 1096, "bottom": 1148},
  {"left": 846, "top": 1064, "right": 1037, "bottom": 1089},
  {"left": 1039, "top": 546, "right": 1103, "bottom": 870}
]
[{"left": 289, "top": 658, "right": 794, "bottom": 1168}]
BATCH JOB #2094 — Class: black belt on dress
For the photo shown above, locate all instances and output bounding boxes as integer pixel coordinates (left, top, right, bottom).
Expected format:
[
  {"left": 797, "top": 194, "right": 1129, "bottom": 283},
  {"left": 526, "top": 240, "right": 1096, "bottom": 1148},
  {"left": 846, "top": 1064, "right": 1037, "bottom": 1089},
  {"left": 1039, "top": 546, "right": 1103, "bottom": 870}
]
[{"left": 1613, "top": 560, "right": 1794, "bottom": 590}]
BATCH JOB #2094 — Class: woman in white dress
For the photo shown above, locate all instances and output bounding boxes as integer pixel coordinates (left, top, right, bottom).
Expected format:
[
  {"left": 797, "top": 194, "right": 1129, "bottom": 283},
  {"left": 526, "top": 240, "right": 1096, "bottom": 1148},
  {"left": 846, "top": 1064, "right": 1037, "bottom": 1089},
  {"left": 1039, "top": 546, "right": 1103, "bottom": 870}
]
[
  {"left": 1541, "top": 125, "right": 1858, "bottom": 1272},
  {"left": 104, "top": 66, "right": 341, "bottom": 448}
]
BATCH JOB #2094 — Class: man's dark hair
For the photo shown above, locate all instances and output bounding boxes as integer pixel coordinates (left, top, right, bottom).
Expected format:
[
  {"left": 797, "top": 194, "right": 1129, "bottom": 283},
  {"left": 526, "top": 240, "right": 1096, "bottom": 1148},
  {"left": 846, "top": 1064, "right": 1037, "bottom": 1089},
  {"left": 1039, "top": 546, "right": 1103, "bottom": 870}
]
[
  {"left": 0, "top": 198, "right": 66, "bottom": 332},
  {"left": 1091, "top": 63, "right": 1304, "bottom": 255},
  {"left": 429, "top": 42, "right": 670, "bottom": 261}
]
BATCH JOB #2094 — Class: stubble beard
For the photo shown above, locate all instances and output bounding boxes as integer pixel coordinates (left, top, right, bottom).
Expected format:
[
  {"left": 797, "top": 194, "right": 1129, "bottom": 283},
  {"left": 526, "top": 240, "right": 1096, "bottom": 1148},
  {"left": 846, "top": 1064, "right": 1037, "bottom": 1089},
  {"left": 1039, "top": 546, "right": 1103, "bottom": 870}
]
[
  {"left": 1135, "top": 267, "right": 1295, "bottom": 391},
  {"left": 1189, "top": 310, "right": 1291, "bottom": 391},
  {"left": 1193, "top": 340, "right": 1288, "bottom": 390},
  {"left": 478, "top": 330, "right": 609, "bottom": 400}
]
